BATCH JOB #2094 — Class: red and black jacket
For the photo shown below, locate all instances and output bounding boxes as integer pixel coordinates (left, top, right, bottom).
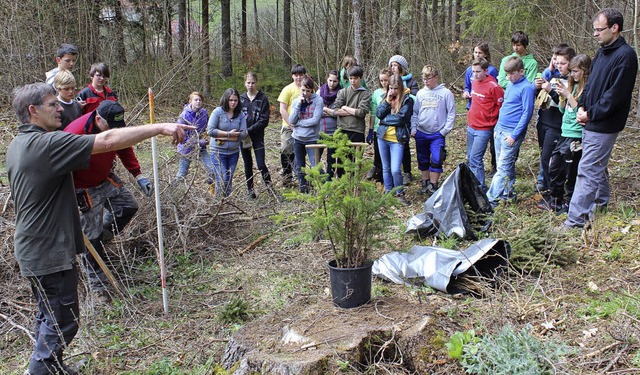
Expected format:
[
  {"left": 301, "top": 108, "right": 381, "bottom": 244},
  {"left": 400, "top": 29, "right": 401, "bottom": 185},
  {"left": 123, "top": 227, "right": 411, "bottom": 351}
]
[{"left": 78, "top": 84, "right": 118, "bottom": 114}]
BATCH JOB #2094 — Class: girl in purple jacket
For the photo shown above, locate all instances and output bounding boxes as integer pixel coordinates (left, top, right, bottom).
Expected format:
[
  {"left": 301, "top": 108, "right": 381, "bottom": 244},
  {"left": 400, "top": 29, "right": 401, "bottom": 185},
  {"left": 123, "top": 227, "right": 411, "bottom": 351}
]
[{"left": 176, "top": 92, "right": 214, "bottom": 183}]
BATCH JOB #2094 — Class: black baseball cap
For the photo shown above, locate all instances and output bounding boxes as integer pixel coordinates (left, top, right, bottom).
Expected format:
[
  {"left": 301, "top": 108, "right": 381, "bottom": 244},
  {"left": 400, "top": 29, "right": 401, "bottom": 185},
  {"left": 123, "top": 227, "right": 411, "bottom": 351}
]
[{"left": 97, "top": 100, "right": 126, "bottom": 128}]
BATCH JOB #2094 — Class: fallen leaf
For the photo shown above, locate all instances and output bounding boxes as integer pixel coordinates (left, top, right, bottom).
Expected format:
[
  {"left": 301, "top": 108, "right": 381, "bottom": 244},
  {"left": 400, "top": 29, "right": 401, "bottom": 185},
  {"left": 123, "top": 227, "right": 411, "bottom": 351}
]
[
  {"left": 541, "top": 321, "right": 555, "bottom": 330},
  {"left": 582, "top": 328, "right": 598, "bottom": 339},
  {"left": 587, "top": 281, "right": 599, "bottom": 292}
]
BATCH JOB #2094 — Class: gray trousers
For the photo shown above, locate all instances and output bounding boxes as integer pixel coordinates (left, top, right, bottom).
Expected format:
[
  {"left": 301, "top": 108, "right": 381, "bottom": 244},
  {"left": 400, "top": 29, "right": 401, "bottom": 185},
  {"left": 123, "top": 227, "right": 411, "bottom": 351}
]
[
  {"left": 79, "top": 173, "right": 139, "bottom": 291},
  {"left": 565, "top": 129, "right": 617, "bottom": 227}
]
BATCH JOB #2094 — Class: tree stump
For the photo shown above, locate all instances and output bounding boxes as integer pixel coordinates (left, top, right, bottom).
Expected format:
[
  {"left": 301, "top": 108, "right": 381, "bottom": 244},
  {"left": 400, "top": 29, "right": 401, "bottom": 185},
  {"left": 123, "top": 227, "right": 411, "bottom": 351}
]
[{"left": 222, "top": 296, "right": 437, "bottom": 373}]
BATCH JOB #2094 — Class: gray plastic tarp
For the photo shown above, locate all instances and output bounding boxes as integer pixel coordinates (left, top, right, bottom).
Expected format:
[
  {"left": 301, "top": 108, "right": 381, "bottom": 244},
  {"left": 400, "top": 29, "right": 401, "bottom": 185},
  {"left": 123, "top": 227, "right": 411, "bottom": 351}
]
[
  {"left": 372, "top": 239, "right": 510, "bottom": 293},
  {"left": 406, "top": 163, "right": 493, "bottom": 239}
]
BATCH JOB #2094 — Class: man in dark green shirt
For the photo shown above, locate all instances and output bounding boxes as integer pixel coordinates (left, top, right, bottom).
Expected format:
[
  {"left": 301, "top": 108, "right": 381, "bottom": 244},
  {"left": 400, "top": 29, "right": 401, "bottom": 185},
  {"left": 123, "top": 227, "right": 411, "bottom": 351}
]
[{"left": 7, "top": 83, "right": 191, "bottom": 374}]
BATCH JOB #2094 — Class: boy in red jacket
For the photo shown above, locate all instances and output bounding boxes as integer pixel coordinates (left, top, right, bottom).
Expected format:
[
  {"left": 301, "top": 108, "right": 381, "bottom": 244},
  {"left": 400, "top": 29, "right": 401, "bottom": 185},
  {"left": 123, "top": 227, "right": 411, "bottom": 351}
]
[{"left": 466, "top": 58, "right": 504, "bottom": 190}]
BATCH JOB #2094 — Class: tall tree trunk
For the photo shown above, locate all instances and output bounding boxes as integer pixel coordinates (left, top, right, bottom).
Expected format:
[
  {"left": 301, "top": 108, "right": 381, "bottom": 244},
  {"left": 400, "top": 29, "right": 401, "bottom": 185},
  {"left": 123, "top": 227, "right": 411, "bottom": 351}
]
[
  {"left": 86, "top": 0, "right": 100, "bottom": 64},
  {"left": 363, "top": 0, "right": 373, "bottom": 63},
  {"left": 283, "top": 0, "right": 292, "bottom": 66},
  {"left": 221, "top": 0, "right": 232, "bottom": 76},
  {"left": 141, "top": 0, "right": 148, "bottom": 57},
  {"left": 164, "top": 0, "right": 173, "bottom": 62},
  {"left": 203, "top": 0, "right": 211, "bottom": 96},
  {"left": 432, "top": 0, "right": 438, "bottom": 34},
  {"left": 448, "top": 0, "right": 453, "bottom": 38},
  {"left": 352, "top": 0, "right": 362, "bottom": 63},
  {"left": 440, "top": 0, "right": 445, "bottom": 32},
  {"left": 335, "top": 0, "right": 343, "bottom": 65},
  {"left": 394, "top": 0, "right": 401, "bottom": 52},
  {"left": 454, "top": 0, "right": 461, "bottom": 39},
  {"left": 114, "top": 0, "right": 127, "bottom": 64},
  {"left": 241, "top": 0, "right": 247, "bottom": 58},
  {"left": 340, "top": 0, "right": 351, "bottom": 57},
  {"left": 178, "top": 0, "right": 186, "bottom": 58},
  {"left": 253, "top": 0, "right": 260, "bottom": 47}
]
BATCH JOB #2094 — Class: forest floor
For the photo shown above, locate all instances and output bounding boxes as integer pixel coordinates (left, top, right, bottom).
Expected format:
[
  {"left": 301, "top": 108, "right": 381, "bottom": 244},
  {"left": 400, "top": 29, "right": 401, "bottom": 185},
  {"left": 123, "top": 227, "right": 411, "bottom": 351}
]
[{"left": 1, "top": 102, "right": 640, "bottom": 374}]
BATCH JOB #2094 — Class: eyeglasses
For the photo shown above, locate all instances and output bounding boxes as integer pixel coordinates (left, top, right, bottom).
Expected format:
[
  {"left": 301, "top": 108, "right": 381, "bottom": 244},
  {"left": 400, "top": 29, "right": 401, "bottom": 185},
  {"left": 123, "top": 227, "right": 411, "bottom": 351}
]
[
  {"left": 422, "top": 76, "right": 437, "bottom": 81},
  {"left": 593, "top": 26, "right": 609, "bottom": 33},
  {"left": 39, "top": 101, "right": 62, "bottom": 109}
]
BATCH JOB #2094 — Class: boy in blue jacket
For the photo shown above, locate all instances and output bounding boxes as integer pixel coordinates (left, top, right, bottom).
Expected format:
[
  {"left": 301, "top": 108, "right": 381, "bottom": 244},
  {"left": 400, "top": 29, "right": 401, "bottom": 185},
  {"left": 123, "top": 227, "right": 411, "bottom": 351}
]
[{"left": 486, "top": 56, "right": 535, "bottom": 207}]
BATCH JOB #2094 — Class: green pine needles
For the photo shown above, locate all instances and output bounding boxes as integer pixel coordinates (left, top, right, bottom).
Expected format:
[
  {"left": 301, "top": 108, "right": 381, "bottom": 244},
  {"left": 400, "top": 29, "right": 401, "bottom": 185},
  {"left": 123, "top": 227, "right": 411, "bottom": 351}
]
[{"left": 290, "top": 130, "right": 398, "bottom": 268}]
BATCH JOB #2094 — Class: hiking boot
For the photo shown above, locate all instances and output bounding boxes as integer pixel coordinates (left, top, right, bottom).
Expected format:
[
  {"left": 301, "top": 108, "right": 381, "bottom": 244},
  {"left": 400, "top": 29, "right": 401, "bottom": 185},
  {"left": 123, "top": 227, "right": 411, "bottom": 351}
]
[
  {"left": 282, "top": 174, "right": 295, "bottom": 187},
  {"left": 402, "top": 172, "right": 413, "bottom": 185},
  {"left": 554, "top": 203, "right": 568, "bottom": 214},
  {"left": 535, "top": 182, "right": 548, "bottom": 194},
  {"left": 248, "top": 189, "right": 257, "bottom": 199},
  {"left": 24, "top": 362, "right": 79, "bottom": 375},
  {"left": 365, "top": 167, "right": 374, "bottom": 180},
  {"left": 420, "top": 181, "right": 437, "bottom": 196},
  {"left": 553, "top": 224, "right": 581, "bottom": 235},
  {"left": 418, "top": 180, "right": 430, "bottom": 195},
  {"left": 429, "top": 182, "right": 438, "bottom": 195},
  {"left": 61, "top": 363, "right": 79, "bottom": 375},
  {"left": 395, "top": 193, "right": 410, "bottom": 206}
]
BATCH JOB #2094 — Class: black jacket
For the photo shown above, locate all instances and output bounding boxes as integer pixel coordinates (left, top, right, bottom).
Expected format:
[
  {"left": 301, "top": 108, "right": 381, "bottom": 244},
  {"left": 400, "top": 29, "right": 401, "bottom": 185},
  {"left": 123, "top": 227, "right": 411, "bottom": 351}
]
[
  {"left": 240, "top": 90, "right": 270, "bottom": 136},
  {"left": 579, "top": 36, "right": 638, "bottom": 133}
]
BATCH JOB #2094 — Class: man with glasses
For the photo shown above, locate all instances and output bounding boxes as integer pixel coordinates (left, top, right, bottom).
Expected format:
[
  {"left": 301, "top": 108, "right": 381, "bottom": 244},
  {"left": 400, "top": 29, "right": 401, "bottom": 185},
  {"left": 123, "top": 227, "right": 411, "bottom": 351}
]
[
  {"left": 562, "top": 8, "right": 638, "bottom": 231},
  {"left": 7, "top": 83, "right": 191, "bottom": 374}
]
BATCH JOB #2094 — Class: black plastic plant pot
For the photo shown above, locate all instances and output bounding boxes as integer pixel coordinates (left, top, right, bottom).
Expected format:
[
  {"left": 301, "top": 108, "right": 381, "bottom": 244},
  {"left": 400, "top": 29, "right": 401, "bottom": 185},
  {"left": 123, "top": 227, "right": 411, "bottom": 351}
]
[{"left": 328, "top": 260, "right": 373, "bottom": 309}]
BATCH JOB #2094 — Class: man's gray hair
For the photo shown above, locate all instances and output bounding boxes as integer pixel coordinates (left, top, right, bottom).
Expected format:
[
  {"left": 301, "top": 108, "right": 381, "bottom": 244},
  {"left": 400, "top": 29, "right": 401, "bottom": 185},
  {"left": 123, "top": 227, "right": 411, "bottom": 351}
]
[{"left": 12, "top": 83, "right": 56, "bottom": 124}]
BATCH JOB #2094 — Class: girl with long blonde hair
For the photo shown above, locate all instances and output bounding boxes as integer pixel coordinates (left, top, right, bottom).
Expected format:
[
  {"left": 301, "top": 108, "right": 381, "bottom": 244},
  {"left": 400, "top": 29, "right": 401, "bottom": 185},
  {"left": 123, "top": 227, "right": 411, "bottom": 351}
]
[{"left": 375, "top": 74, "right": 414, "bottom": 205}]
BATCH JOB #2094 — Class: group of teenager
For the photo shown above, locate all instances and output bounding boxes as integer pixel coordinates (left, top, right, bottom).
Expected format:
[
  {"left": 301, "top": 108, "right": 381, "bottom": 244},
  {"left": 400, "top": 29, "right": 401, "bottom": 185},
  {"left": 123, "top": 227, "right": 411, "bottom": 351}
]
[
  {"left": 175, "top": 54, "right": 453, "bottom": 205},
  {"left": 267, "top": 55, "right": 458, "bottom": 205},
  {"left": 6, "top": 6, "right": 637, "bottom": 374},
  {"left": 461, "top": 7, "right": 637, "bottom": 238}
]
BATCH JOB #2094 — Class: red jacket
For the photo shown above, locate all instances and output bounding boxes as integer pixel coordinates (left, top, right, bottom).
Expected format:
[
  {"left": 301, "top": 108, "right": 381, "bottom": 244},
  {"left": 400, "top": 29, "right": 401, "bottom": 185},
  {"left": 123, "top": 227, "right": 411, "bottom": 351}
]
[
  {"left": 467, "top": 75, "right": 504, "bottom": 131},
  {"left": 78, "top": 84, "right": 118, "bottom": 114},
  {"left": 64, "top": 112, "right": 142, "bottom": 188}
]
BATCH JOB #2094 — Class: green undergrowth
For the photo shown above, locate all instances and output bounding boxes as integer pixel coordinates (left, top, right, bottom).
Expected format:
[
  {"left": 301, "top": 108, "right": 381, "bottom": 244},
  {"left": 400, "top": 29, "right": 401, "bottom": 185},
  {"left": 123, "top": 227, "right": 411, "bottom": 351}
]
[
  {"left": 450, "top": 324, "right": 574, "bottom": 375},
  {"left": 576, "top": 290, "right": 640, "bottom": 321}
]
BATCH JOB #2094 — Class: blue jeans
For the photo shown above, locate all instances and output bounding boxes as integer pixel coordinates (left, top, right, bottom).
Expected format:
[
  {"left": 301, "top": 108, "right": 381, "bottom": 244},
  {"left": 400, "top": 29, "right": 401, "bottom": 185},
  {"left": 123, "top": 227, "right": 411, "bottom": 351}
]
[
  {"left": 466, "top": 126, "right": 493, "bottom": 189},
  {"left": 377, "top": 137, "right": 404, "bottom": 194},
  {"left": 293, "top": 138, "right": 317, "bottom": 191},
  {"left": 211, "top": 151, "right": 240, "bottom": 197},
  {"left": 176, "top": 148, "right": 215, "bottom": 180},
  {"left": 565, "top": 130, "right": 617, "bottom": 227},
  {"left": 28, "top": 265, "right": 79, "bottom": 375},
  {"left": 486, "top": 128, "right": 524, "bottom": 205}
]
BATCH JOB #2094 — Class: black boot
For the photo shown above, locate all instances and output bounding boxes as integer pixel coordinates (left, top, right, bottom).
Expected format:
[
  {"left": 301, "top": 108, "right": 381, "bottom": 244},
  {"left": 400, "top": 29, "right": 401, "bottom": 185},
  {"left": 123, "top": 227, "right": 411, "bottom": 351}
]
[
  {"left": 418, "top": 180, "right": 430, "bottom": 195},
  {"left": 366, "top": 167, "right": 380, "bottom": 180}
]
